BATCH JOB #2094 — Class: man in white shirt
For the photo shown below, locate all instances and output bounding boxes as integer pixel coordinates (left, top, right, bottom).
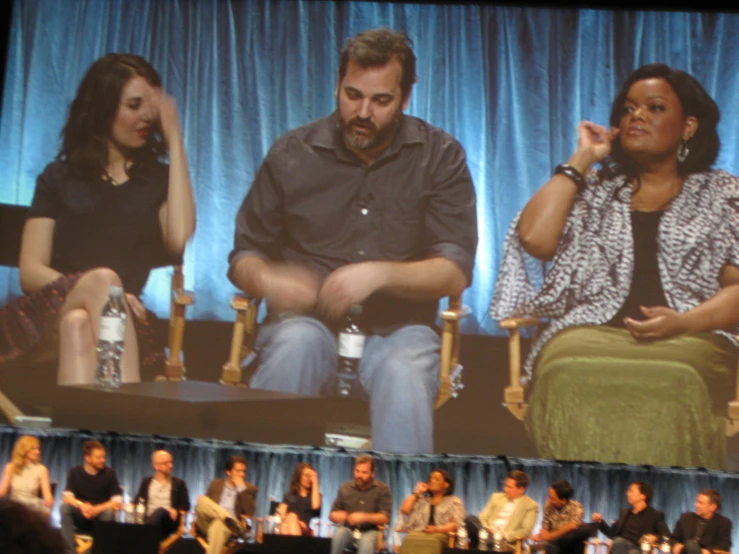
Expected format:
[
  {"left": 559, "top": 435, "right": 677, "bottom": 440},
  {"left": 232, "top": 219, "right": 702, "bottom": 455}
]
[{"left": 465, "top": 470, "right": 539, "bottom": 550}]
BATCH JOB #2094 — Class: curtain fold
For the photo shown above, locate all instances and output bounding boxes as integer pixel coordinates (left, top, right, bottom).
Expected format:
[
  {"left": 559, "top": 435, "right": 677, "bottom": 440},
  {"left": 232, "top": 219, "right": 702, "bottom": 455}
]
[{"left": 2, "top": 1, "right": 739, "bottom": 334}]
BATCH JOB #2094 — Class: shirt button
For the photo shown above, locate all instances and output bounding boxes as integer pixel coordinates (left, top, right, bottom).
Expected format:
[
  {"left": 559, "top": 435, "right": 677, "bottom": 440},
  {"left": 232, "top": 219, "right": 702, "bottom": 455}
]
[
  {"left": 360, "top": 208, "right": 369, "bottom": 215},
  {"left": 358, "top": 250, "right": 365, "bottom": 256}
]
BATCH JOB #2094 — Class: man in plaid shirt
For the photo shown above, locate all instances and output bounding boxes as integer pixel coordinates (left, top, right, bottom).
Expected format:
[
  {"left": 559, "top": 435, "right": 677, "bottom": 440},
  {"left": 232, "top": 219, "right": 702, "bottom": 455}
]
[{"left": 531, "top": 480, "right": 591, "bottom": 554}]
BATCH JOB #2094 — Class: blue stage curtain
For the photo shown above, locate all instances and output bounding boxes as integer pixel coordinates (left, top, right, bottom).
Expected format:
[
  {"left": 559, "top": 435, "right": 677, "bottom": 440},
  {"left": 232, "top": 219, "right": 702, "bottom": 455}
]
[
  {"left": 2, "top": 1, "right": 739, "bottom": 334},
  {"left": 2, "top": 426, "right": 739, "bottom": 546}
]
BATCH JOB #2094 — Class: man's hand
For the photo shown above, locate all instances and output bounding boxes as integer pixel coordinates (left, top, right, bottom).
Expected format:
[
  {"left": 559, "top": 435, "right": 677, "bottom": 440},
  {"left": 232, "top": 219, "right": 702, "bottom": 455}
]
[
  {"left": 79, "top": 502, "right": 96, "bottom": 519},
  {"left": 592, "top": 513, "right": 603, "bottom": 523},
  {"left": 232, "top": 475, "right": 247, "bottom": 488},
  {"left": 260, "top": 262, "right": 320, "bottom": 315},
  {"left": 317, "top": 262, "right": 388, "bottom": 320},
  {"left": 346, "top": 512, "right": 366, "bottom": 526},
  {"left": 624, "top": 306, "right": 687, "bottom": 341},
  {"left": 169, "top": 508, "right": 178, "bottom": 521}
]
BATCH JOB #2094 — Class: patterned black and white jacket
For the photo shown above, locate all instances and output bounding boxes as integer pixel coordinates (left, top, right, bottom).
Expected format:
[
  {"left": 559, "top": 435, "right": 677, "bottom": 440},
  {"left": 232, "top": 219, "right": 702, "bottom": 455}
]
[{"left": 490, "top": 169, "right": 739, "bottom": 384}]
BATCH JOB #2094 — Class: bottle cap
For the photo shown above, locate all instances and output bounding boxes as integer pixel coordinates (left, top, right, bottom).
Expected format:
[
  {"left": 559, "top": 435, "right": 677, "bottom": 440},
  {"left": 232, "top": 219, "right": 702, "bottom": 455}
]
[
  {"left": 109, "top": 286, "right": 124, "bottom": 297},
  {"left": 349, "top": 304, "right": 363, "bottom": 316}
]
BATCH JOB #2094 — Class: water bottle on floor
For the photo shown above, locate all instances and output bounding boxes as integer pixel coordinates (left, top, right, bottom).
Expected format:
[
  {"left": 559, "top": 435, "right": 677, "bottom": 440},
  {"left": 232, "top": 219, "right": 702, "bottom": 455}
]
[
  {"left": 135, "top": 497, "right": 146, "bottom": 524},
  {"left": 336, "top": 304, "right": 365, "bottom": 397},
  {"left": 95, "top": 286, "right": 127, "bottom": 390},
  {"left": 456, "top": 525, "right": 468, "bottom": 549},
  {"left": 479, "top": 527, "right": 490, "bottom": 551}
]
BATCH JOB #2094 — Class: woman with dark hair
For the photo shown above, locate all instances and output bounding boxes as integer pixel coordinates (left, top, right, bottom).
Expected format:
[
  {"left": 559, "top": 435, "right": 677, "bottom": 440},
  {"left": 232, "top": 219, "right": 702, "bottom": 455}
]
[
  {"left": 276, "top": 462, "right": 321, "bottom": 535},
  {"left": 398, "top": 469, "right": 464, "bottom": 552},
  {"left": 491, "top": 63, "right": 739, "bottom": 469},
  {"left": 0, "top": 53, "right": 195, "bottom": 385}
]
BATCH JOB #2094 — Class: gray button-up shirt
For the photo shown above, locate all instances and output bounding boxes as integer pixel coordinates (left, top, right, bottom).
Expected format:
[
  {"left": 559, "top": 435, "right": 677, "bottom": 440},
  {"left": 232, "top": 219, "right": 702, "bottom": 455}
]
[{"left": 331, "top": 479, "right": 392, "bottom": 531}]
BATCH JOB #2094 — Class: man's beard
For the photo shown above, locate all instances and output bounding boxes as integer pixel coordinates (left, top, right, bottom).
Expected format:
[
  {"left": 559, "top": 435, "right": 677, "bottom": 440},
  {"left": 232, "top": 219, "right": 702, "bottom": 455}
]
[{"left": 339, "top": 113, "right": 401, "bottom": 152}]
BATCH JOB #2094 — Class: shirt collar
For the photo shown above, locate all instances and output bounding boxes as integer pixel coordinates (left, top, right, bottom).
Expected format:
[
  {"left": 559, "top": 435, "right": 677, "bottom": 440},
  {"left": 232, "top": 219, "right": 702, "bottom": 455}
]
[{"left": 309, "top": 111, "right": 424, "bottom": 163}]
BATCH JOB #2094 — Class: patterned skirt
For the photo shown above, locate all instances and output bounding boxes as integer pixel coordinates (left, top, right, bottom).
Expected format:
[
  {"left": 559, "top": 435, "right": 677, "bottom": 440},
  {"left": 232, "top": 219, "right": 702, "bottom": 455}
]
[{"left": 0, "top": 273, "right": 164, "bottom": 367}]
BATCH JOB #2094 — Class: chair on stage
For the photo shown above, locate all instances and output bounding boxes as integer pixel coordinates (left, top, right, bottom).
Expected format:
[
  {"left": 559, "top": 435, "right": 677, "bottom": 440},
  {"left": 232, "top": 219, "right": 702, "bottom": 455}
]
[
  {"left": 0, "top": 202, "right": 194, "bottom": 424},
  {"left": 158, "top": 510, "right": 188, "bottom": 554},
  {"left": 221, "top": 294, "right": 467, "bottom": 411},
  {"left": 499, "top": 316, "right": 739, "bottom": 468},
  {"left": 392, "top": 510, "right": 455, "bottom": 553}
]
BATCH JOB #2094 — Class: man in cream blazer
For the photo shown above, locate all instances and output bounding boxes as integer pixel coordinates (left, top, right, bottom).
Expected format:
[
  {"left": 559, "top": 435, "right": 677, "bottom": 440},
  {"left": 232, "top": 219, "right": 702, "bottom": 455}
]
[{"left": 465, "top": 470, "right": 539, "bottom": 550}]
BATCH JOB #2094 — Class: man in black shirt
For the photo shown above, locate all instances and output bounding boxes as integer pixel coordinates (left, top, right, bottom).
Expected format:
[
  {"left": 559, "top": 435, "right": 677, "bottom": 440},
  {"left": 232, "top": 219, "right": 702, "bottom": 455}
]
[
  {"left": 228, "top": 27, "right": 478, "bottom": 455},
  {"left": 671, "top": 489, "right": 732, "bottom": 554},
  {"left": 60, "top": 440, "right": 122, "bottom": 551},
  {"left": 592, "top": 481, "right": 669, "bottom": 554}
]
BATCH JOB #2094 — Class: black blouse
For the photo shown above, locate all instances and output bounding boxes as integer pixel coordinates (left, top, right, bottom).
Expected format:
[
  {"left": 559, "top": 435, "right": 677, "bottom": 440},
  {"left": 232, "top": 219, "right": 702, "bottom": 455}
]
[
  {"left": 28, "top": 160, "right": 171, "bottom": 296},
  {"left": 608, "top": 210, "right": 669, "bottom": 327}
]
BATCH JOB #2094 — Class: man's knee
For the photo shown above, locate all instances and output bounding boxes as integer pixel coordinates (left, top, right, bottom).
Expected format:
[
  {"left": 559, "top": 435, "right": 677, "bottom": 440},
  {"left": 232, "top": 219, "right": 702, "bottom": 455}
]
[
  {"left": 97, "top": 508, "right": 115, "bottom": 522},
  {"left": 259, "top": 317, "right": 336, "bottom": 355}
]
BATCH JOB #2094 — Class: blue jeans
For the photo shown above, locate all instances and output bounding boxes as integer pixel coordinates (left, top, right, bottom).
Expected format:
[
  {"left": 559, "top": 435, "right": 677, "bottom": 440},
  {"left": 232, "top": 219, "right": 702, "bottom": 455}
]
[
  {"left": 610, "top": 538, "right": 640, "bottom": 554},
  {"left": 60, "top": 503, "right": 115, "bottom": 551},
  {"left": 249, "top": 315, "right": 440, "bottom": 453},
  {"left": 331, "top": 525, "right": 379, "bottom": 554}
]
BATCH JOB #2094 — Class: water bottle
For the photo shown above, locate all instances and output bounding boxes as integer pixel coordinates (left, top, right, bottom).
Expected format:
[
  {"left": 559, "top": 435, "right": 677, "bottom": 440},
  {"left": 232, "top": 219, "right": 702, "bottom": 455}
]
[
  {"left": 352, "top": 528, "right": 362, "bottom": 550},
  {"left": 336, "top": 304, "right": 365, "bottom": 397},
  {"left": 479, "top": 528, "right": 490, "bottom": 551},
  {"left": 660, "top": 536, "right": 670, "bottom": 553},
  {"left": 493, "top": 529, "right": 504, "bottom": 552},
  {"left": 456, "top": 525, "right": 469, "bottom": 549},
  {"left": 95, "top": 286, "right": 127, "bottom": 389},
  {"left": 124, "top": 501, "right": 134, "bottom": 523},
  {"left": 273, "top": 514, "right": 282, "bottom": 534},
  {"left": 640, "top": 536, "right": 651, "bottom": 554},
  {"left": 135, "top": 497, "right": 146, "bottom": 524}
]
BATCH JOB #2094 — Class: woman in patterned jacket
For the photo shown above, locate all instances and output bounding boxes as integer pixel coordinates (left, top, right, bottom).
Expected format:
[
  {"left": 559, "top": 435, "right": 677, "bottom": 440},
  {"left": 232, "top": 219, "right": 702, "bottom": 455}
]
[{"left": 490, "top": 63, "right": 739, "bottom": 469}]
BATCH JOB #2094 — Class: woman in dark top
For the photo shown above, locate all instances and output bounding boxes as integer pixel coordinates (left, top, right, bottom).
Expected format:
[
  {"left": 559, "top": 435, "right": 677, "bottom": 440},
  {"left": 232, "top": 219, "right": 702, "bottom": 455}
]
[
  {"left": 277, "top": 462, "right": 321, "bottom": 535},
  {"left": 1, "top": 53, "right": 195, "bottom": 385},
  {"left": 490, "top": 63, "right": 739, "bottom": 468}
]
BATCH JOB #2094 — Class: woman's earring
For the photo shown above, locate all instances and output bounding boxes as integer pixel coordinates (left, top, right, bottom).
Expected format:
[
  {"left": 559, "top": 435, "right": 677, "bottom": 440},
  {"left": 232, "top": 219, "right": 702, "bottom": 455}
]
[{"left": 677, "top": 140, "right": 689, "bottom": 163}]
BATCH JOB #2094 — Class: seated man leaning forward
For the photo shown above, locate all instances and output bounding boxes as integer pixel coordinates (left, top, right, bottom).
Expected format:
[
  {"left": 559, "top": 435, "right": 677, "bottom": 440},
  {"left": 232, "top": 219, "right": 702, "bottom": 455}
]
[
  {"left": 592, "top": 481, "right": 669, "bottom": 554},
  {"left": 60, "top": 440, "right": 122, "bottom": 551},
  {"left": 134, "top": 450, "right": 191, "bottom": 539},
  {"left": 531, "top": 480, "right": 590, "bottom": 554},
  {"left": 671, "top": 489, "right": 732, "bottom": 554},
  {"left": 227, "top": 26, "right": 478, "bottom": 455},
  {"left": 465, "top": 470, "right": 539, "bottom": 551},
  {"left": 329, "top": 454, "right": 392, "bottom": 554},
  {"left": 194, "top": 455, "right": 257, "bottom": 554}
]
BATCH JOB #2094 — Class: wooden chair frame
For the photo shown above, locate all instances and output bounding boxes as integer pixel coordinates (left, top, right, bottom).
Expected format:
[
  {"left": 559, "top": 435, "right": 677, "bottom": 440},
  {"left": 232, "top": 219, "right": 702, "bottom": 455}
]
[
  {"left": 221, "top": 295, "right": 467, "bottom": 409},
  {"left": 499, "top": 316, "right": 739, "bottom": 437},
  {"left": 158, "top": 510, "right": 188, "bottom": 553}
]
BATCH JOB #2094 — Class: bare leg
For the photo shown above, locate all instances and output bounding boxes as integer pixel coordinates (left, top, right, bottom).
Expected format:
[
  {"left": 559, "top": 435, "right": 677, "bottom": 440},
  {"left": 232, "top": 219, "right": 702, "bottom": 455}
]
[
  {"left": 57, "top": 268, "right": 140, "bottom": 386},
  {"left": 282, "top": 512, "right": 302, "bottom": 535}
]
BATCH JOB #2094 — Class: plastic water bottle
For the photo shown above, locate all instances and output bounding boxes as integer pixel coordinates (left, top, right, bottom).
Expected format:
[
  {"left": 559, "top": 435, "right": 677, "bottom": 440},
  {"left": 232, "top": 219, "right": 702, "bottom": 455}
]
[
  {"left": 95, "top": 286, "right": 127, "bottom": 389},
  {"left": 135, "top": 497, "right": 146, "bottom": 524},
  {"left": 456, "top": 525, "right": 469, "bottom": 549},
  {"left": 479, "top": 528, "right": 490, "bottom": 551},
  {"left": 352, "top": 528, "right": 362, "bottom": 550},
  {"left": 273, "top": 514, "right": 282, "bottom": 534},
  {"left": 124, "top": 501, "right": 134, "bottom": 523},
  {"left": 336, "top": 304, "right": 365, "bottom": 397},
  {"left": 659, "top": 537, "right": 670, "bottom": 553},
  {"left": 640, "top": 536, "right": 651, "bottom": 554},
  {"left": 492, "top": 529, "right": 504, "bottom": 552}
]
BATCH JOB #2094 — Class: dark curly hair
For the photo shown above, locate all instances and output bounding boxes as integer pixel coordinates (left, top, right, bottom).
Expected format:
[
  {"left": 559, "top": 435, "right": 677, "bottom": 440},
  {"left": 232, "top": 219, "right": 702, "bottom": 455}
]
[
  {"left": 339, "top": 27, "right": 418, "bottom": 100},
  {"left": 60, "top": 53, "right": 166, "bottom": 182},
  {"left": 608, "top": 63, "right": 720, "bottom": 178},
  {"left": 289, "top": 462, "right": 315, "bottom": 495}
]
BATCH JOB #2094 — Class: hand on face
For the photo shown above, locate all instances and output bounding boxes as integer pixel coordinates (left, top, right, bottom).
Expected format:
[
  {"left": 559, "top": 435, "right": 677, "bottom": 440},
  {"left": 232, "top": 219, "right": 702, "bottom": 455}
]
[
  {"left": 262, "top": 263, "right": 321, "bottom": 316},
  {"left": 623, "top": 305, "right": 688, "bottom": 341},
  {"left": 577, "top": 121, "right": 618, "bottom": 164},
  {"left": 316, "top": 262, "right": 388, "bottom": 320},
  {"left": 152, "top": 88, "right": 182, "bottom": 147},
  {"left": 414, "top": 482, "right": 429, "bottom": 496}
]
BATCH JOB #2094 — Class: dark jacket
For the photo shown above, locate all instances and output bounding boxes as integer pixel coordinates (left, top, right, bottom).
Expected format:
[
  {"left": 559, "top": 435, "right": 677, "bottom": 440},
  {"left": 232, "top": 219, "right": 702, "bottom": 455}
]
[
  {"left": 206, "top": 478, "right": 258, "bottom": 521},
  {"left": 599, "top": 507, "right": 670, "bottom": 542},
  {"left": 671, "top": 512, "right": 732, "bottom": 552},
  {"left": 135, "top": 476, "right": 191, "bottom": 512}
]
